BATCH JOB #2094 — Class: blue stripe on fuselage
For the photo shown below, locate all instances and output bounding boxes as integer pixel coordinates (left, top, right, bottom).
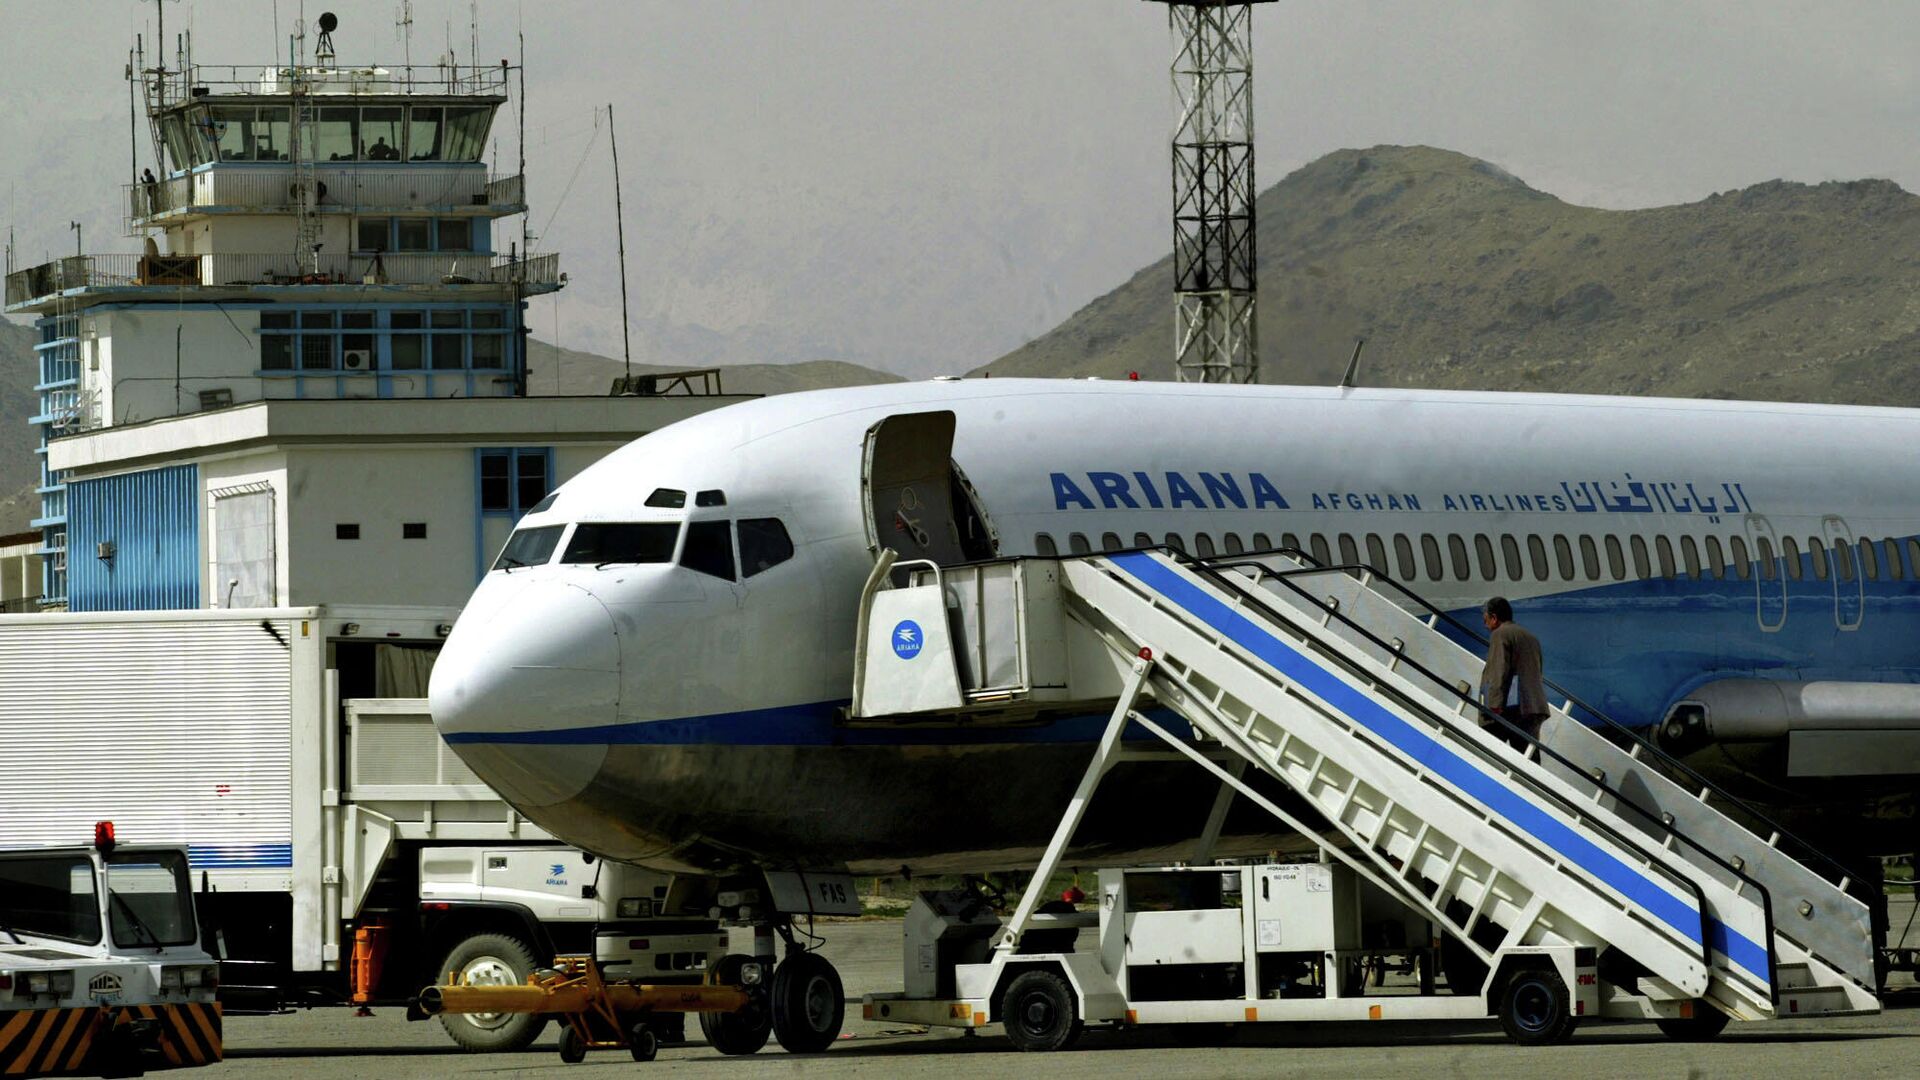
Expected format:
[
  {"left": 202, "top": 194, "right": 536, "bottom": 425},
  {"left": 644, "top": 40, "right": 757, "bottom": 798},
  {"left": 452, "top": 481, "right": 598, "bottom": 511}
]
[{"left": 1105, "top": 551, "right": 1773, "bottom": 984}]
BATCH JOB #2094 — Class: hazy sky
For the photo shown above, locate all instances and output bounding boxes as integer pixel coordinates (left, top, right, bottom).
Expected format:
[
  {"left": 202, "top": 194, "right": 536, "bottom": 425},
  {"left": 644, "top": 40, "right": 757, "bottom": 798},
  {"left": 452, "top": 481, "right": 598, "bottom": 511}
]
[{"left": 5, "top": 2, "right": 1920, "bottom": 376}]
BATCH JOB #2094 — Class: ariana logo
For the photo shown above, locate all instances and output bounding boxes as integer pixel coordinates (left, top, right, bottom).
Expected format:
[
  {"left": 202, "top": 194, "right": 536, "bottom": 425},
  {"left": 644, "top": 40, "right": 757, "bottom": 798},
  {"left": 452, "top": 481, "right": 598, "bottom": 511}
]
[{"left": 891, "top": 620, "right": 923, "bottom": 660}]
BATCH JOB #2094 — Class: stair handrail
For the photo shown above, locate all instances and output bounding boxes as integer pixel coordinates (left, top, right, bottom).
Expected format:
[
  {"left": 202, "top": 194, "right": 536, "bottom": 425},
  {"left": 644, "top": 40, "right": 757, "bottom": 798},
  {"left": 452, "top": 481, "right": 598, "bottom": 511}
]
[
  {"left": 1209, "top": 544, "right": 1877, "bottom": 915},
  {"left": 1125, "top": 545, "right": 1767, "bottom": 984}
]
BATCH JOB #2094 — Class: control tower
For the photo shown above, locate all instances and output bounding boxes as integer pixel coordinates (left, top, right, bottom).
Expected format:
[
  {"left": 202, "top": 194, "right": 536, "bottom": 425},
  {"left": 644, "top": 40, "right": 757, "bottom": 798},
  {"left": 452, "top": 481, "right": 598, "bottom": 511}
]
[{"left": 5, "top": 25, "right": 562, "bottom": 605}]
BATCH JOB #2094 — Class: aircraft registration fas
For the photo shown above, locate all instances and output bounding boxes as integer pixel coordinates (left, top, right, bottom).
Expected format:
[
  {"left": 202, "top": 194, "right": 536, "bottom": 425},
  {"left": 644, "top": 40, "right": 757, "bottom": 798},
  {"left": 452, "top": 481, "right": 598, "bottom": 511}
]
[{"left": 1047, "top": 470, "right": 1756, "bottom": 521}]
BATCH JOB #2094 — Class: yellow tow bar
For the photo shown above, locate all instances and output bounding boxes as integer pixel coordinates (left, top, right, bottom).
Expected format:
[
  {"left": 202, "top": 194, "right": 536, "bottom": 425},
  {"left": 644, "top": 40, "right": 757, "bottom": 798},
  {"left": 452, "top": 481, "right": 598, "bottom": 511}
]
[{"left": 418, "top": 955, "right": 762, "bottom": 1063}]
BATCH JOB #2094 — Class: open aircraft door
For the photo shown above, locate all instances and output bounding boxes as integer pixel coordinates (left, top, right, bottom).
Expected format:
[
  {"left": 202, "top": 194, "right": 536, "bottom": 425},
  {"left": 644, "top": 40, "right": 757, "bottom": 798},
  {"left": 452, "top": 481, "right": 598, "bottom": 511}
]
[
  {"left": 1745, "top": 514, "right": 1786, "bottom": 633},
  {"left": 1821, "top": 515, "right": 1864, "bottom": 631},
  {"left": 860, "top": 410, "right": 998, "bottom": 566}
]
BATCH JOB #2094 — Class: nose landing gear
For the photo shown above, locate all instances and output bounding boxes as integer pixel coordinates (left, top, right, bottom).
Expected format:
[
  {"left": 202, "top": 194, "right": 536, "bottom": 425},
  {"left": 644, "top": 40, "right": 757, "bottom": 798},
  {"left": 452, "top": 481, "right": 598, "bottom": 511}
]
[{"left": 770, "top": 948, "right": 845, "bottom": 1053}]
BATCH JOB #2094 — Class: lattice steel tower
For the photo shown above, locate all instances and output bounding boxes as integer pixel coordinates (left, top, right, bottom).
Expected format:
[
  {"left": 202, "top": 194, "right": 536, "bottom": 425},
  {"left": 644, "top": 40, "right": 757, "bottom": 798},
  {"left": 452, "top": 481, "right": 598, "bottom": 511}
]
[{"left": 1154, "top": 0, "right": 1270, "bottom": 383}]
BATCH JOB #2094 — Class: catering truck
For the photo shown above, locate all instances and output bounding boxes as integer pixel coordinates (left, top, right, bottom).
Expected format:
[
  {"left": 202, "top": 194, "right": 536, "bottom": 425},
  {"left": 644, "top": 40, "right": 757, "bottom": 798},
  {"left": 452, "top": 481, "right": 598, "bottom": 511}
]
[{"left": 0, "top": 606, "right": 724, "bottom": 1052}]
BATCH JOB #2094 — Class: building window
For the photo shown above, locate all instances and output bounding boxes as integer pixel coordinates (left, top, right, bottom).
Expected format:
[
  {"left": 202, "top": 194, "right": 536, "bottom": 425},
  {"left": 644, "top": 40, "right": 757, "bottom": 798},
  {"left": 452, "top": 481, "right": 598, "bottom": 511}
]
[
  {"left": 437, "top": 218, "right": 473, "bottom": 251},
  {"left": 478, "top": 448, "right": 550, "bottom": 516},
  {"left": 356, "top": 217, "right": 389, "bottom": 252},
  {"left": 403, "top": 522, "right": 428, "bottom": 539},
  {"left": 395, "top": 218, "right": 433, "bottom": 251},
  {"left": 258, "top": 306, "right": 512, "bottom": 373},
  {"left": 336, "top": 523, "right": 360, "bottom": 540}
]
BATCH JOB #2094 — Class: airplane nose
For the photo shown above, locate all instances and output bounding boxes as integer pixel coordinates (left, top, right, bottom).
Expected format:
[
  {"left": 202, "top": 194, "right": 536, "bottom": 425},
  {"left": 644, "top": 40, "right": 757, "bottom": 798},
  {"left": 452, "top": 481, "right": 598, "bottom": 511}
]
[{"left": 430, "top": 580, "right": 621, "bottom": 807}]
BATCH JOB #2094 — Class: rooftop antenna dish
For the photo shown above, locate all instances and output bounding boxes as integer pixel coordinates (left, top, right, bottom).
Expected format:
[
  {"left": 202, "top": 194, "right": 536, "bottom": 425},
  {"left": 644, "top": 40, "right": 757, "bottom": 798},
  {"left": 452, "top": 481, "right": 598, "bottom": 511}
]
[{"left": 316, "top": 11, "right": 338, "bottom": 65}]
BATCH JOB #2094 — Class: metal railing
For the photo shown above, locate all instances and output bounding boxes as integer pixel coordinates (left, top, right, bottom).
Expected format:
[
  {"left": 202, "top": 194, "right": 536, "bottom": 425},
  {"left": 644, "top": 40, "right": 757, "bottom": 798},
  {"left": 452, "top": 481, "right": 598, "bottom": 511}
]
[
  {"left": 147, "top": 63, "right": 508, "bottom": 108},
  {"left": 8, "top": 251, "right": 560, "bottom": 306},
  {"left": 127, "top": 168, "right": 524, "bottom": 224}
]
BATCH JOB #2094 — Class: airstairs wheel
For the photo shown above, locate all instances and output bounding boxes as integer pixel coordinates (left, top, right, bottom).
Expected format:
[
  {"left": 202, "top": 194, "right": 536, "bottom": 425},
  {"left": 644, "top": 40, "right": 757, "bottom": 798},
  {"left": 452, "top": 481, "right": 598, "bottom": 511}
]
[
  {"left": 770, "top": 951, "right": 844, "bottom": 1054},
  {"left": 699, "top": 954, "right": 771, "bottom": 1056},
  {"left": 1001, "top": 969, "right": 1083, "bottom": 1052},
  {"left": 1498, "top": 967, "right": 1576, "bottom": 1045},
  {"left": 1656, "top": 1007, "right": 1730, "bottom": 1042}
]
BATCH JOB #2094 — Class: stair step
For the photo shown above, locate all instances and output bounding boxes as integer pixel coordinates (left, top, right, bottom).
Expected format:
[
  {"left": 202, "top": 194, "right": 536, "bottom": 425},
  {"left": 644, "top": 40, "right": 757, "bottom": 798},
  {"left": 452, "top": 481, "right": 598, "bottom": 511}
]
[{"left": 1774, "top": 961, "right": 1814, "bottom": 989}]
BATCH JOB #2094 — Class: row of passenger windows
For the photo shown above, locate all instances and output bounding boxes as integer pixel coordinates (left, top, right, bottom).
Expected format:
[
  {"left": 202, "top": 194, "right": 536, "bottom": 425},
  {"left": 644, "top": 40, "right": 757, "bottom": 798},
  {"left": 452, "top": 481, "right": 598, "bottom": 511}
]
[
  {"left": 494, "top": 518, "right": 795, "bottom": 581},
  {"left": 1033, "top": 529, "right": 1920, "bottom": 585}
]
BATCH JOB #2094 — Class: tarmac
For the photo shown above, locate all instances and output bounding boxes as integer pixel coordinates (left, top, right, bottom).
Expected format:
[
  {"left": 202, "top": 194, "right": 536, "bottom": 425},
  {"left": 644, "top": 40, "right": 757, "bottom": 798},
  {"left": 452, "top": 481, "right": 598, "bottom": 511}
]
[{"left": 222, "top": 920, "right": 1920, "bottom": 1079}]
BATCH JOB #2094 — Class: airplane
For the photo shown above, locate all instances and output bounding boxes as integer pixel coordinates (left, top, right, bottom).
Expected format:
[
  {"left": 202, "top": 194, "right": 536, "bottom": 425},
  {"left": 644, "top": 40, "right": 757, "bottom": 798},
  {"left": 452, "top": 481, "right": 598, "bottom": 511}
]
[{"left": 428, "top": 378, "right": 1919, "bottom": 1037}]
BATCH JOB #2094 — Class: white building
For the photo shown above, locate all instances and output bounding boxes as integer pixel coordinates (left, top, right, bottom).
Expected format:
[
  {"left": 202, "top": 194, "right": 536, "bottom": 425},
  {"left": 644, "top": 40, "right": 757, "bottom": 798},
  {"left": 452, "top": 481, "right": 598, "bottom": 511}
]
[
  {"left": 44, "top": 395, "right": 748, "bottom": 611},
  {"left": 6, "top": 48, "right": 561, "bottom": 605}
]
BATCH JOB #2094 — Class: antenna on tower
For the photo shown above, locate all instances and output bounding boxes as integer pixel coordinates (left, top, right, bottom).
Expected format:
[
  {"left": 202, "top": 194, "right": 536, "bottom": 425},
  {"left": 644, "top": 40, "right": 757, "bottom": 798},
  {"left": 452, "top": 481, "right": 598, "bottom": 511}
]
[
  {"left": 315, "top": 11, "right": 338, "bottom": 66},
  {"left": 395, "top": 1, "right": 414, "bottom": 89},
  {"left": 1152, "top": 0, "right": 1272, "bottom": 385}
]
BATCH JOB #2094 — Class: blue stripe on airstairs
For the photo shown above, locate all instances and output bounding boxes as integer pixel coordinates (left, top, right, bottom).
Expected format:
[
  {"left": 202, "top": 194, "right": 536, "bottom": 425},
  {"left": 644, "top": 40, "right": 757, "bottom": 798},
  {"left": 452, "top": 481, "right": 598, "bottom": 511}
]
[{"left": 1107, "top": 551, "right": 1773, "bottom": 986}]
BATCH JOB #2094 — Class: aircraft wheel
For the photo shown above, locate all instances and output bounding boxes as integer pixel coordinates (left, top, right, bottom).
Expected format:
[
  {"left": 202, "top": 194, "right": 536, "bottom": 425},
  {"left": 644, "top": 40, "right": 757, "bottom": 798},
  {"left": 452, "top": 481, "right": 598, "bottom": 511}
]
[
  {"left": 1498, "top": 967, "right": 1576, "bottom": 1045},
  {"left": 771, "top": 951, "right": 844, "bottom": 1054},
  {"left": 1656, "top": 1007, "right": 1730, "bottom": 1041},
  {"left": 700, "top": 955, "right": 771, "bottom": 1055},
  {"left": 1001, "top": 969, "right": 1083, "bottom": 1052}
]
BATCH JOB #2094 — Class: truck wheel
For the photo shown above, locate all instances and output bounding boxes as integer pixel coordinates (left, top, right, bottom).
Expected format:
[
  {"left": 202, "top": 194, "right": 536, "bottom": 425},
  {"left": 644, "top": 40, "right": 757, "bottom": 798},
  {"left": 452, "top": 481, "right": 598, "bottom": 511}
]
[
  {"left": 700, "top": 954, "right": 771, "bottom": 1056},
  {"left": 437, "top": 932, "right": 548, "bottom": 1052},
  {"left": 771, "top": 951, "right": 844, "bottom": 1054},
  {"left": 1656, "top": 1007, "right": 1730, "bottom": 1041},
  {"left": 1498, "top": 967, "right": 1576, "bottom": 1045},
  {"left": 1001, "top": 969, "right": 1082, "bottom": 1052}
]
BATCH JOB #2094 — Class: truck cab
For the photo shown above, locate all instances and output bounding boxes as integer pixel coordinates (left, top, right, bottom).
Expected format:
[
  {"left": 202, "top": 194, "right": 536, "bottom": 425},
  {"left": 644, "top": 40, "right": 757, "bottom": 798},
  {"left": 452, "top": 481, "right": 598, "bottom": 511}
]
[{"left": 0, "top": 826, "right": 221, "bottom": 1076}]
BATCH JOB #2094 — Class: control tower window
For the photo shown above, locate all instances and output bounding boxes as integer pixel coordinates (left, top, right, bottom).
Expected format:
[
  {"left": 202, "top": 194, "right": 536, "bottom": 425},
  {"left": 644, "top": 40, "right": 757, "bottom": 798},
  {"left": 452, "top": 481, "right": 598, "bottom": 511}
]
[
  {"left": 160, "top": 115, "right": 192, "bottom": 172},
  {"left": 211, "top": 106, "right": 258, "bottom": 161},
  {"left": 409, "top": 107, "right": 443, "bottom": 160},
  {"left": 361, "top": 107, "right": 404, "bottom": 161},
  {"left": 256, "top": 107, "right": 289, "bottom": 160},
  {"left": 316, "top": 107, "right": 359, "bottom": 162},
  {"left": 443, "top": 106, "right": 493, "bottom": 161}
]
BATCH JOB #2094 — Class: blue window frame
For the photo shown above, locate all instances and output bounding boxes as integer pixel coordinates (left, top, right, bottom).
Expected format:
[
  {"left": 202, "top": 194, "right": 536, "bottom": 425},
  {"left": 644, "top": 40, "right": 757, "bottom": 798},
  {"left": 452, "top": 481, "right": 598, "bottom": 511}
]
[
  {"left": 478, "top": 448, "right": 551, "bottom": 516},
  {"left": 259, "top": 305, "right": 512, "bottom": 373}
]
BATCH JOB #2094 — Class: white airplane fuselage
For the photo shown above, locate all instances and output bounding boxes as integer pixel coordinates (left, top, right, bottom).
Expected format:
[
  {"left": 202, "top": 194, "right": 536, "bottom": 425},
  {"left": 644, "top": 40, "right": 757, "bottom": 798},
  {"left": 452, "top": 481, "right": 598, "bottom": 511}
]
[{"left": 430, "top": 380, "right": 1920, "bottom": 874}]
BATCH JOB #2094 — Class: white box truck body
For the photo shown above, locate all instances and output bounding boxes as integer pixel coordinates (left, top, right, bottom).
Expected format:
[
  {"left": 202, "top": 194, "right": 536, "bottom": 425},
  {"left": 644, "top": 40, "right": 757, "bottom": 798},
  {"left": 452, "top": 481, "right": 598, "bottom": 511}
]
[{"left": 0, "top": 606, "right": 720, "bottom": 1051}]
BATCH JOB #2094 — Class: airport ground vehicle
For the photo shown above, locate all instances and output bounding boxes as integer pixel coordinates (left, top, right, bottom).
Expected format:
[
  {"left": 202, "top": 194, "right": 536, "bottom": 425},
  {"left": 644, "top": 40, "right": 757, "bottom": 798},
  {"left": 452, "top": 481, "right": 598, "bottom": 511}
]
[
  {"left": 0, "top": 827, "right": 221, "bottom": 1077},
  {"left": 0, "top": 607, "right": 722, "bottom": 1052},
  {"left": 854, "top": 549, "right": 1881, "bottom": 1047}
]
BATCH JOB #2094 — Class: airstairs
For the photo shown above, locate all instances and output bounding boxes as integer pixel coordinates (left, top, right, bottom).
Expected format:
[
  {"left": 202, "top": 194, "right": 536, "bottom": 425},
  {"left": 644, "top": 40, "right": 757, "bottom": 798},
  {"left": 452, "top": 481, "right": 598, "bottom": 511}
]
[{"left": 850, "top": 548, "right": 1880, "bottom": 1027}]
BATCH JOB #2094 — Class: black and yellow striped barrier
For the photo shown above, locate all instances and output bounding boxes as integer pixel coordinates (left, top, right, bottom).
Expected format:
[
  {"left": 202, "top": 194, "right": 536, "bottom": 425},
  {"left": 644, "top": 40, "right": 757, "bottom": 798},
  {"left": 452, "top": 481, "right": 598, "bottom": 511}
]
[{"left": 0, "top": 1001, "right": 221, "bottom": 1077}]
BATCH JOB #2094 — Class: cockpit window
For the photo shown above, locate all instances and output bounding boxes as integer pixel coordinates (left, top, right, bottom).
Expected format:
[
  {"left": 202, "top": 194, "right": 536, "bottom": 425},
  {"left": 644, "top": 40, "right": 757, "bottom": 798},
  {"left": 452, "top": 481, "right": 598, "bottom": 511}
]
[
  {"left": 563, "top": 523, "right": 680, "bottom": 565},
  {"left": 494, "top": 524, "right": 564, "bottom": 570},
  {"left": 680, "top": 521, "right": 736, "bottom": 581},
  {"left": 529, "top": 491, "right": 560, "bottom": 514},
  {"left": 738, "top": 518, "right": 794, "bottom": 577},
  {"left": 695, "top": 489, "right": 726, "bottom": 507},
  {"left": 644, "top": 488, "right": 687, "bottom": 509}
]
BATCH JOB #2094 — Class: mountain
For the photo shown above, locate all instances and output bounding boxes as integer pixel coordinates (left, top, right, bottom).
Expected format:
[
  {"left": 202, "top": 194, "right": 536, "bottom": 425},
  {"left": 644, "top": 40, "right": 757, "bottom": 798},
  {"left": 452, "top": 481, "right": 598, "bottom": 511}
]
[{"left": 980, "top": 145, "right": 1920, "bottom": 407}]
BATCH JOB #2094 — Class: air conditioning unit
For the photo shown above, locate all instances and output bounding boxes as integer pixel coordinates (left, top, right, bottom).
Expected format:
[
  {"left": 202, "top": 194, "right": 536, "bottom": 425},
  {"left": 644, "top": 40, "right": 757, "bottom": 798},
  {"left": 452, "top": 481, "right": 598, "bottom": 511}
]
[{"left": 341, "top": 349, "right": 372, "bottom": 371}]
